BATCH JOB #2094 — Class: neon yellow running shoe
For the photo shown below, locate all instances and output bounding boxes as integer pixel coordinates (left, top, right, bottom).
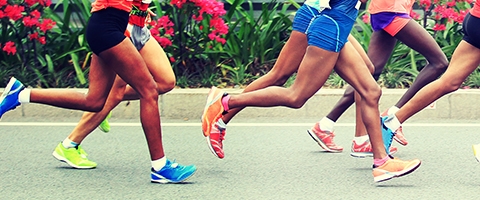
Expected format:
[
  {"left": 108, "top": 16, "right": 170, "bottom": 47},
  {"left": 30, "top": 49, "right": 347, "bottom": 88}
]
[
  {"left": 473, "top": 144, "right": 480, "bottom": 162},
  {"left": 52, "top": 143, "right": 97, "bottom": 169},
  {"left": 99, "top": 112, "right": 112, "bottom": 133}
]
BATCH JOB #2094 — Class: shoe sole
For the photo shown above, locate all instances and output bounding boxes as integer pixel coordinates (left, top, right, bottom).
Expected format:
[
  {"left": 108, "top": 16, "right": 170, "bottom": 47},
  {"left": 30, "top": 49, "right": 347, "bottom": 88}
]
[
  {"left": 206, "top": 136, "right": 223, "bottom": 159},
  {"left": 306, "top": 130, "right": 342, "bottom": 153},
  {"left": 393, "top": 136, "right": 408, "bottom": 146},
  {"left": 374, "top": 161, "right": 422, "bottom": 183},
  {"left": 201, "top": 87, "right": 224, "bottom": 137},
  {"left": 151, "top": 170, "right": 197, "bottom": 184},
  {"left": 350, "top": 152, "right": 373, "bottom": 158},
  {"left": 52, "top": 151, "right": 96, "bottom": 169}
]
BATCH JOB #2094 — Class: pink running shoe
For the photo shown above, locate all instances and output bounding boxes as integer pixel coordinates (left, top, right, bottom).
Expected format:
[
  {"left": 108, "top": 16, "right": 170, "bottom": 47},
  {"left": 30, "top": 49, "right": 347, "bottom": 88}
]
[
  {"left": 381, "top": 109, "right": 408, "bottom": 146},
  {"left": 393, "top": 127, "right": 408, "bottom": 146},
  {"left": 350, "top": 140, "right": 398, "bottom": 158},
  {"left": 207, "top": 122, "right": 226, "bottom": 159},
  {"left": 307, "top": 122, "right": 343, "bottom": 152}
]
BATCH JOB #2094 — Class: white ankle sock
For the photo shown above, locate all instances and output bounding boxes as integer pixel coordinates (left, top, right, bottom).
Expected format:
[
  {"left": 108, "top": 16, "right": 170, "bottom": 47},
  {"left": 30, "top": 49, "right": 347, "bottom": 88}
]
[
  {"left": 216, "top": 118, "right": 226, "bottom": 129},
  {"left": 319, "top": 117, "right": 335, "bottom": 132},
  {"left": 385, "top": 115, "right": 401, "bottom": 131},
  {"left": 152, "top": 157, "right": 167, "bottom": 171},
  {"left": 353, "top": 135, "right": 369, "bottom": 144},
  {"left": 18, "top": 89, "right": 31, "bottom": 103},
  {"left": 387, "top": 106, "right": 400, "bottom": 115},
  {"left": 62, "top": 138, "right": 78, "bottom": 149}
]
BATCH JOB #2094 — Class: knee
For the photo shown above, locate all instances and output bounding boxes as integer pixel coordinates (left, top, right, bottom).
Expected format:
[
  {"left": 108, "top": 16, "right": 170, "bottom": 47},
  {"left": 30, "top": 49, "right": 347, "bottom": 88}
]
[
  {"left": 359, "top": 84, "right": 382, "bottom": 105},
  {"left": 286, "top": 93, "right": 308, "bottom": 109},
  {"left": 157, "top": 77, "right": 176, "bottom": 94},
  {"left": 428, "top": 56, "right": 449, "bottom": 73},
  {"left": 143, "top": 82, "right": 160, "bottom": 101},
  {"left": 83, "top": 99, "right": 105, "bottom": 112},
  {"left": 440, "top": 77, "right": 462, "bottom": 93}
]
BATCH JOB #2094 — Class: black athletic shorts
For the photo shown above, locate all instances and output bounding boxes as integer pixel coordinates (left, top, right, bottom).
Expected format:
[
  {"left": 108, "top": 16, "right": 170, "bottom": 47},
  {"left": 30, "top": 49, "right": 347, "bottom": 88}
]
[
  {"left": 463, "top": 13, "right": 480, "bottom": 49},
  {"left": 86, "top": 8, "right": 129, "bottom": 55}
]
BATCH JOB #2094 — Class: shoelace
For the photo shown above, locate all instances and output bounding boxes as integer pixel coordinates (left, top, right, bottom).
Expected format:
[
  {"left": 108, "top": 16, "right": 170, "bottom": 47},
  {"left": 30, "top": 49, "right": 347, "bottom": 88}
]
[{"left": 170, "top": 160, "right": 179, "bottom": 168}]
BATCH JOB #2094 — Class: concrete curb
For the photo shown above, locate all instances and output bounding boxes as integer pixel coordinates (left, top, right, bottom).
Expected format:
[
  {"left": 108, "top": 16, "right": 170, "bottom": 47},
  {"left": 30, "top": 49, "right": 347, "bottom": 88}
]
[{"left": 2, "top": 88, "right": 480, "bottom": 120}]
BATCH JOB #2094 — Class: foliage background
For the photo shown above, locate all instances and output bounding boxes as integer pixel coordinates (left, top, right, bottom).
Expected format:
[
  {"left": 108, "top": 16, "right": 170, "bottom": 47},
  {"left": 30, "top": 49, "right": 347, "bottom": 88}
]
[{"left": 1, "top": 0, "right": 479, "bottom": 89}]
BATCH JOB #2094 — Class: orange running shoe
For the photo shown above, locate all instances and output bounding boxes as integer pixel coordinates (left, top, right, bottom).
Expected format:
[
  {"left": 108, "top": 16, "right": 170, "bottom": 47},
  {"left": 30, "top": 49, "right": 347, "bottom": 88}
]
[
  {"left": 307, "top": 122, "right": 343, "bottom": 152},
  {"left": 373, "top": 158, "right": 421, "bottom": 183},
  {"left": 201, "top": 86, "right": 226, "bottom": 137},
  {"left": 207, "top": 122, "right": 226, "bottom": 159},
  {"left": 381, "top": 109, "right": 408, "bottom": 146},
  {"left": 350, "top": 140, "right": 397, "bottom": 158}
]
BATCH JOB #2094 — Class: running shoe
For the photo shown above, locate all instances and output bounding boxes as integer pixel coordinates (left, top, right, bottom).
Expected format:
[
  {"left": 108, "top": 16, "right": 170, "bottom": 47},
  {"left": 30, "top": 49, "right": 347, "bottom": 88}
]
[
  {"left": 99, "top": 112, "right": 112, "bottom": 133},
  {"left": 52, "top": 143, "right": 97, "bottom": 169},
  {"left": 307, "top": 122, "right": 343, "bottom": 152},
  {"left": 381, "top": 116, "right": 396, "bottom": 155},
  {"left": 201, "top": 86, "right": 227, "bottom": 137},
  {"left": 0, "top": 77, "right": 25, "bottom": 118},
  {"left": 373, "top": 157, "right": 421, "bottom": 183},
  {"left": 381, "top": 109, "right": 408, "bottom": 146},
  {"left": 473, "top": 144, "right": 480, "bottom": 162},
  {"left": 350, "top": 140, "right": 398, "bottom": 158},
  {"left": 151, "top": 159, "right": 197, "bottom": 183},
  {"left": 206, "top": 122, "right": 226, "bottom": 159}
]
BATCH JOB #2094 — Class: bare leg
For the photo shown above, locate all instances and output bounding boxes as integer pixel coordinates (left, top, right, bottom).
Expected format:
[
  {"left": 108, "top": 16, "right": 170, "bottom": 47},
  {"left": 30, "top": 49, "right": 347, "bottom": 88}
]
[
  {"left": 334, "top": 42, "right": 386, "bottom": 159},
  {"left": 393, "top": 20, "right": 448, "bottom": 107},
  {"left": 222, "top": 31, "right": 308, "bottom": 123},
  {"left": 67, "top": 38, "right": 175, "bottom": 146},
  {"left": 227, "top": 46, "right": 338, "bottom": 109},
  {"left": 396, "top": 41, "right": 480, "bottom": 123}
]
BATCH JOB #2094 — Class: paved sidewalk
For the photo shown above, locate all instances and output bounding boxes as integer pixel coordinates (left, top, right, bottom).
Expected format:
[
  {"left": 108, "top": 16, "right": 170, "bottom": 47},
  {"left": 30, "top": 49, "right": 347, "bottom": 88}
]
[{"left": 2, "top": 88, "right": 480, "bottom": 120}]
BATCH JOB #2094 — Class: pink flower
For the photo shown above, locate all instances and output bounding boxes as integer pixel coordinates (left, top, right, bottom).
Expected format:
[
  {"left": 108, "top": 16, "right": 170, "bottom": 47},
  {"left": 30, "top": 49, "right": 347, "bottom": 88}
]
[
  {"left": 362, "top": 14, "right": 369, "bottom": 24},
  {"left": 156, "top": 37, "right": 173, "bottom": 48},
  {"left": 3, "top": 41, "right": 17, "bottom": 55},
  {"left": 446, "top": 0, "right": 456, "bottom": 7},
  {"left": 410, "top": 10, "right": 420, "bottom": 20},
  {"left": 169, "top": 57, "right": 175, "bottom": 62},
  {"left": 170, "top": 0, "right": 187, "bottom": 8},
  {"left": 419, "top": 0, "right": 432, "bottom": 11},
  {"left": 433, "top": 23, "right": 446, "bottom": 31},
  {"left": 0, "top": 0, "right": 7, "bottom": 7}
]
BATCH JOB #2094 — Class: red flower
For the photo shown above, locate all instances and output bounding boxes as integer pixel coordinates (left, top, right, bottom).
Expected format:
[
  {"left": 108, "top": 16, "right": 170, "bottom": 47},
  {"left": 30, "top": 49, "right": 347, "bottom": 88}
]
[
  {"left": 0, "top": 0, "right": 7, "bottom": 7},
  {"left": 25, "top": 0, "right": 38, "bottom": 6},
  {"left": 0, "top": 10, "right": 5, "bottom": 19},
  {"left": 29, "top": 32, "right": 39, "bottom": 40},
  {"left": 419, "top": 0, "right": 432, "bottom": 11},
  {"left": 39, "top": 0, "right": 52, "bottom": 7},
  {"left": 446, "top": 0, "right": 456, "bottom": 7},
  {"left": 169, "top": 57, "right": 175, "bottom": 62},
  {"left": 4, "top": 5, "right": 25, "bottom": 21},
  {"left": 37, "top": 36, "right": 46, "bottom": 44},
  {"left": 3, "top": 41, "right": 17, "bottom": 55},
  {"left": 170, "top": 0, "right": 187, "bottom": 8},
  {"left": 23, "top": 16, "right": 40, "bottom": 27},
  {"left": 31, "top": 10, "right": 41, "bottom": 19},
  {"left": 39, "top": 18, "right": 56, "bottom": 33},
  {"left": 433, "top": 23, "right": 446, "bottom": 31}
]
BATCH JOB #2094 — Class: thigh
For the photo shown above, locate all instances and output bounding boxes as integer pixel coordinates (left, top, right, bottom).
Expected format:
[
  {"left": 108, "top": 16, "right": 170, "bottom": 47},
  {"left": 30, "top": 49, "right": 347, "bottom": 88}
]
[
  {"left": 86, "top": 55, "right": 117, "bottom": 102},
  {"left": 395, "top": 20, "right": 446, "bottom": 60},
  {"left": 335, "top": 42, "right": 378, "bottom": 95},
  {"left": 367, "top": 30, "right": 396, "bottom": 74},
  {"left": 139, "top": 37, "right": 176, "bottom": 85}
]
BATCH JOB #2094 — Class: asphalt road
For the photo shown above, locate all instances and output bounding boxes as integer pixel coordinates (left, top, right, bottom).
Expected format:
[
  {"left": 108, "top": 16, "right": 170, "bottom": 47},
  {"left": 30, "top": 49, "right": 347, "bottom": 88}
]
[{"left": 1, "top": 118, "right": 480, "bottom": 199}]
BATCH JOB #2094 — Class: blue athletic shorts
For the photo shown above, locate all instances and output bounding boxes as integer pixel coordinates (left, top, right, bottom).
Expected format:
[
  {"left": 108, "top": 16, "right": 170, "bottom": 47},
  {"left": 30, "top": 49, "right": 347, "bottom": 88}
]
[
  {"left": 307, "top": 7, "right": 357, "bottom": 52},
  {"left": 292, "top": 4, "right": 322, "bottom": 34}
]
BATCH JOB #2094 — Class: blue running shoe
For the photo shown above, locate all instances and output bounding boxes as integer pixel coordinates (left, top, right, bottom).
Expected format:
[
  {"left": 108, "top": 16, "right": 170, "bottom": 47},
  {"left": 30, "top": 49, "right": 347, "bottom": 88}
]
[
  {"left": 0, "top": 77, "right": 25, "bottom": 118},
  {"left": 151, "top": 159, "right": 196, "bottom": 183},
  {"left": 381, "top": 116, "right": 396, "bottom": 155}
]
